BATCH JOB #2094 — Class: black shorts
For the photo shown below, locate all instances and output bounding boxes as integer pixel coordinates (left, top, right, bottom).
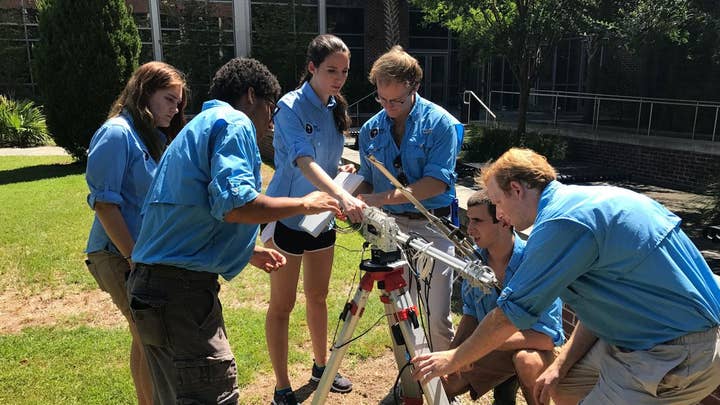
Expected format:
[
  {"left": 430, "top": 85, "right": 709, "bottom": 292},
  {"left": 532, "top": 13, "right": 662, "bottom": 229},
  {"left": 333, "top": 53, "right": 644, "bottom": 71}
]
[{"left": 266, "top": 220, "right": 336, "bottom": 255}]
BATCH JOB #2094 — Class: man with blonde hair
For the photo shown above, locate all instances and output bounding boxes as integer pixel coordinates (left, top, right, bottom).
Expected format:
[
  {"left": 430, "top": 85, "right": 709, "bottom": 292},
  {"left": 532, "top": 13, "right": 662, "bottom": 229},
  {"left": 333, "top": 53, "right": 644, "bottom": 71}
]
[
  {"left": 356, "top": 46, "right": 464, "bottom": 351},
  {"left": 412, "top": 147, "right": 720, "bottom": 405}
]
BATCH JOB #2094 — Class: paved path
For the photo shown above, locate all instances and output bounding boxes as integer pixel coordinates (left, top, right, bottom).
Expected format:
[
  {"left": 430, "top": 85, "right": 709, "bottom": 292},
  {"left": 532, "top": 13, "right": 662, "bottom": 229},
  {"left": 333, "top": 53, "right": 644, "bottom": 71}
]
[{"left": 0, "top": 146, "right": 69, "bottom": 156}]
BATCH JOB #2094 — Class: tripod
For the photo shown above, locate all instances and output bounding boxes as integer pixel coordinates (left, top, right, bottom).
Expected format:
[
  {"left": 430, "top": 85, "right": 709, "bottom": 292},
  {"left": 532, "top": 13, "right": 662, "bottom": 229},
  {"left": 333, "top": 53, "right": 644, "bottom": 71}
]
[{"left": 311, "top": 252, "right": 450, "bottom": 405}]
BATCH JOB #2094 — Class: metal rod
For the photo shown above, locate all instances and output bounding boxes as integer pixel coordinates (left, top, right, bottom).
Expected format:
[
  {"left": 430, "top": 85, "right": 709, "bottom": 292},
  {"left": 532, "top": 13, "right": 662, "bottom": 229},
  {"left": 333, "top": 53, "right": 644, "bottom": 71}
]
[
  {"left": 713, "top": 107, "right": 718, "bottom": 142},
  {"left": 692, "top": 102, "right": 699, "bottom": 140},
  {"left": 647, "top": 103, "right": 654, "bottom": 136}
]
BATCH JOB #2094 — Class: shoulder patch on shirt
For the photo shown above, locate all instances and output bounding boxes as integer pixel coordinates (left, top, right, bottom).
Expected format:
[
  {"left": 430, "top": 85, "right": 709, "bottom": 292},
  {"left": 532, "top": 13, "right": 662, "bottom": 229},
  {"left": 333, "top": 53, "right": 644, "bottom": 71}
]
[
  {"left": 305, "top": 123, "right": 313, "bottom": 134},
  {"left": 422, "top": 128, "right": 432, "bottom": 135},
  {"left": 370, "top": 127, "right": 379, "bottom": 138}
]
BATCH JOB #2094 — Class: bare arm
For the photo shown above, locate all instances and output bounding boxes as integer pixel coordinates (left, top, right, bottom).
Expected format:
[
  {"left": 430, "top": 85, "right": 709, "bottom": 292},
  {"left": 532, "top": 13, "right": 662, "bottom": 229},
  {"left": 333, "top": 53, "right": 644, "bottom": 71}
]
[
  {"left": 295, "top": 156, "right": 365, "bottom": 222},
  {"left": 497, "top": 329, "right": 555, "bottom": 351},
  {"left": 224, "top": 192, "right": 341, "bottom": 224},
  {"left": 358, "top": 177, "right": 447, "bottom": 207},
  {"left": 93, "top": 202, "right": 134, "bottom": 259},
  {"left": 412, "top": 307, "right": 517, "bottom": 383},
  {"left": 534, "top": 321, "right": 598, "bottom": 405}
]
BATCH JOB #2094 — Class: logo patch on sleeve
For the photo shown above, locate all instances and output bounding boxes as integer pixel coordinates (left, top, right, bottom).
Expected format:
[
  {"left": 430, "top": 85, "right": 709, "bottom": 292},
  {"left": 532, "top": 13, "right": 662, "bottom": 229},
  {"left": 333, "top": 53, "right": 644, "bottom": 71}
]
[
  {"left": 305, "top": 123, "right": 313, "bottom": 134},
  {"left": 370, "top": 128, "right": 379, "bottom": 138}
]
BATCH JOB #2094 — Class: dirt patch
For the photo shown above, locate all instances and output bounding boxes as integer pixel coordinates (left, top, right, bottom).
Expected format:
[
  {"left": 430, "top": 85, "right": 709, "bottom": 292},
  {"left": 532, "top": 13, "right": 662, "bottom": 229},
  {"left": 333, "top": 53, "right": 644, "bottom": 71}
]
[
  {"left": 237, "top": 351, "right": 509, "bottom": 404},
  {"left": 0, "top": 287, "right": 125, "bottom": 334}
]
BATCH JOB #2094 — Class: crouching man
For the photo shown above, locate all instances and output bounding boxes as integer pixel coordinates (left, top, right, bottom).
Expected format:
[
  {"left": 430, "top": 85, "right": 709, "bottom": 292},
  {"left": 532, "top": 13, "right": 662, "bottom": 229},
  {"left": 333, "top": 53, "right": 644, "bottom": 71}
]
[{"left": 442, "top": 190, "right": 565, "bottom": 404}]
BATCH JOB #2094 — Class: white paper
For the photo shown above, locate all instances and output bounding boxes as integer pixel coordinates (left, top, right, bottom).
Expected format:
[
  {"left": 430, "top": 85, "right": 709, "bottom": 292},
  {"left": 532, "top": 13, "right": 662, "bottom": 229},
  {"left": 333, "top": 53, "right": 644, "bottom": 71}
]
[{"left": 299, "top": 171, "right": 365, "bottom": 237}]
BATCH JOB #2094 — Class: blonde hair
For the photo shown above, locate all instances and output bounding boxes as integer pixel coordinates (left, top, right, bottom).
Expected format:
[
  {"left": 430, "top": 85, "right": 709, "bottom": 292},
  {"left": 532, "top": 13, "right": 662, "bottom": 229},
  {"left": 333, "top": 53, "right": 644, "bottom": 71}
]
[
  {"left": 481, "top": 148, "right": 557, "bottom": 192},
  {"left": 368, "top": 45, "right": 422, "bottom": 88}
]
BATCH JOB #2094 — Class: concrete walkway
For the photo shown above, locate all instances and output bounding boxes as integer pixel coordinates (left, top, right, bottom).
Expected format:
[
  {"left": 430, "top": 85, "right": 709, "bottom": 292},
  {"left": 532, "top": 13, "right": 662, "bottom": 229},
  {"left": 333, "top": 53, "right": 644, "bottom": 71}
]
[{"left": 0, "top": 146, "right": 69, "bottom": 156}]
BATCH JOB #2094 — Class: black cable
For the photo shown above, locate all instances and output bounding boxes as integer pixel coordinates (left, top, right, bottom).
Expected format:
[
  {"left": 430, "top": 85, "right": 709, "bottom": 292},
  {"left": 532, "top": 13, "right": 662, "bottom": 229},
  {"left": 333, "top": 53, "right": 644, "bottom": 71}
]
[
  {"left": 392, "top": 361, "right": 416, "bottom": 404},
  {"left": 330, "top": 243, "right": 367, "bottom": 346},
  {"left": 331, "top": 313, "right": 388, "bottom": 349}
]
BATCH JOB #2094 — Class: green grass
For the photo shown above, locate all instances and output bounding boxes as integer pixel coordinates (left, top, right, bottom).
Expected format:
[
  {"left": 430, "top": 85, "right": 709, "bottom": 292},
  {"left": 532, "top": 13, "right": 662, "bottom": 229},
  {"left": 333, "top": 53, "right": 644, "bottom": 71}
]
[
  {"left": 0, "top": 156, "right": 93, "bottom": 291},
  {"left": 0, "top": 155, "right": 390, "bottom": 403}
]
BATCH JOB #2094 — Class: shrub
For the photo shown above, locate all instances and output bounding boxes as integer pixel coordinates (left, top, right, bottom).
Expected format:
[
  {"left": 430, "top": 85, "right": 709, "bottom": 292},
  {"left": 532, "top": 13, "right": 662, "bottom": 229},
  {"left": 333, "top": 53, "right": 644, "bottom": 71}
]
[
  {"left": 0, "top": 95, "right": 50, "bottom": 147},
  {"left": 34, "top": 0, "right": 140, "bottom": 161},
  {"left": 460, "top": 125, "right": 567, "bottom": 163}
]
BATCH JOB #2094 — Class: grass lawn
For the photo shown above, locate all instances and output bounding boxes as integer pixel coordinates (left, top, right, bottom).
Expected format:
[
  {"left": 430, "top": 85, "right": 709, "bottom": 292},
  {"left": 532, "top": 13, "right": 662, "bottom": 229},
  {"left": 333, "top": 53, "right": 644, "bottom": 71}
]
[{"left": 0, "top": 155, "right": 390, "bottom": 404}]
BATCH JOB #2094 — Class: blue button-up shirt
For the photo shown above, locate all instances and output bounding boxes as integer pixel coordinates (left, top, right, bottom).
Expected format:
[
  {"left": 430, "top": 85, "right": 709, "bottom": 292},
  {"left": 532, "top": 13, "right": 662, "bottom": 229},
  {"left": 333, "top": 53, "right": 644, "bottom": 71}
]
[
  {"left": 498, "top": 181, "right": 720, "bottom": 350},
  {"left": 463, "top": 238, "right": 565, "bottom": 346},
  {"left": 265, "top": 81, "right": 344, "bottom": 231},
  {"left": 85, "top": 113, "right": 164, "bottom": 254},
  {"left": 358, "top": 94, "right": 463, "bottom": 213},
  {"left": 132, "top": 100, "right": 262, "bottom": 280}
]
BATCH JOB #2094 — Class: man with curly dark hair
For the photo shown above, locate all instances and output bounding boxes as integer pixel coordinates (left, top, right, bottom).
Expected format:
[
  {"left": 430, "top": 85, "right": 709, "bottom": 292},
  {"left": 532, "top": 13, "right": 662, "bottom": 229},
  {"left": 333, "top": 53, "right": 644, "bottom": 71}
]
[{"left": 127, "top": 57, "right": 342, "bottom": 405}]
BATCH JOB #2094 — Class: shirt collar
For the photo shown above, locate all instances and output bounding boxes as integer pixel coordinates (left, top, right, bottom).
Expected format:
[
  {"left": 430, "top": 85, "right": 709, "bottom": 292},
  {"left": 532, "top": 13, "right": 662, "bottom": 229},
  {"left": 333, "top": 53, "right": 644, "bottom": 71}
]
[
  {"left": 407, "top": 93, "right": 425, "bottom": 122},
  {"left": 202, "top": 99, "right": 232, "bottom": 111},
  {"left": 301, "top": 81, "right": 336, "bottom": 111},
  {"left": 536, "top": 180, "right": 562, "bottom": 219}
]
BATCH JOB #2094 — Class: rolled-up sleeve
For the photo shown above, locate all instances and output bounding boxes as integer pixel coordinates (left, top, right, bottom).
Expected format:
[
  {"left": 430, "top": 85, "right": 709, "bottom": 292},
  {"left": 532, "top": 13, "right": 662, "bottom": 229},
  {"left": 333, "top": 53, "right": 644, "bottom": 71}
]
[
  {"left": 274, "top": 104, "right": 314, "bottom": 165},
  {"left": 497, "top": 219, "right": 598, "bottom": 330},
  {"left": 422, "top": 119, "right": 458, "bottom": 186},
  {"left": 208, "top": 123, "right": 260, "bottom": 221},
  {"left": 529, "top": 298, "right": 566, "bottom": 346},
  {"left": 86, "top": 125, "right": 129, "bottom": 208}
]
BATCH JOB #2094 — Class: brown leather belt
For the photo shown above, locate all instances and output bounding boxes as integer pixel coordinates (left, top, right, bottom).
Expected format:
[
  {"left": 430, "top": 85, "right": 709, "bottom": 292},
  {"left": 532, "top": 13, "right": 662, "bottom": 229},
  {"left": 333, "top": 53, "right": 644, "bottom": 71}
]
[{"left": 393, "top": 205, "right": 451, "bottom": 219}]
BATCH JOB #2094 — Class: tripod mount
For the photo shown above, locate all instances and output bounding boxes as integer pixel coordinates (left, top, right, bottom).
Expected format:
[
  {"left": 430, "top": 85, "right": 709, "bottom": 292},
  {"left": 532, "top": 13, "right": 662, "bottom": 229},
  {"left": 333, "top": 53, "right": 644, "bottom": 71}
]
[{"left": 311, "top": 208, "right": 497, "bottom": 404}]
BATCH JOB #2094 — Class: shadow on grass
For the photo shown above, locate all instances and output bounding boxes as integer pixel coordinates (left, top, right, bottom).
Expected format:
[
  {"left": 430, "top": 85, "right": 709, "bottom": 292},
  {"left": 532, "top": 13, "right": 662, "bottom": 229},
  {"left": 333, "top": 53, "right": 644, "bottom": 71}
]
[{"left": 0, "top": 162, "right": 85, "bottom": 186}]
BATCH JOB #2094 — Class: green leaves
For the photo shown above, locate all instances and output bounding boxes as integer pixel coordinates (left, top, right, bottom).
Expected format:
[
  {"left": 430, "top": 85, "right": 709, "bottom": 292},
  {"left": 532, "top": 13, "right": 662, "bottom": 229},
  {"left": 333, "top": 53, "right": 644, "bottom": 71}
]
[
  {"left": 0, "top": 95, "right": 50, "bottom": 148},
  {"left": 34, "top": 0, "right": 140, "bottom": 161}
]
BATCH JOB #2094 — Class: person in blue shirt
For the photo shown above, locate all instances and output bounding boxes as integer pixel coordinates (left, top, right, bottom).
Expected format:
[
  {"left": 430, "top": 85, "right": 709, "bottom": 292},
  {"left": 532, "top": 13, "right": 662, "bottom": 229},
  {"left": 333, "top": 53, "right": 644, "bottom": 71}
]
[
  {"left": 356, "top": 46, "right": 463, "bottom": 351},
  {"left": 127, "top": 58, "right": 342, "bottom": 405},
  {"left": 263, "top": 34, "right": 365, "bottom": 405},
  {"left": 412, "top": 147, "right": 720, "bottom": 405},
  {"left": 85, "top": 61, "right": 187, "bottom": 405},
  {"left": 443, "top": 190, "right": 564, "bottom": 405}
]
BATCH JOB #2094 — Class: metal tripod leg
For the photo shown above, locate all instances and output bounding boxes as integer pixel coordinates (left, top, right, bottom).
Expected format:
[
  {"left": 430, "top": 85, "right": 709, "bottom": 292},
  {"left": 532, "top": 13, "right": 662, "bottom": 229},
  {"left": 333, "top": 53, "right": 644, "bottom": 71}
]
[
  {"left": 380, "top": 269, "right": 449, "bottom": 405},
  {"left": 311, "top": 262, "right": 449, "bottom": 405},
  {"left": 311, "top": 270, "right": 374, "bottom": 405}
]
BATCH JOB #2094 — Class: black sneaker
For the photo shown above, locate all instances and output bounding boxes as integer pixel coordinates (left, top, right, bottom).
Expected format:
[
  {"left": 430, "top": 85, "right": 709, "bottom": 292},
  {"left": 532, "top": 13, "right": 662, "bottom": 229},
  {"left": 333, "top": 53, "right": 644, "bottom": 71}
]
[
  {"left": 271, "top": 388, "right": 299, "bottom": 405},
  {"left": 310, "top": 363, "right": 353, "bottom": 393}
]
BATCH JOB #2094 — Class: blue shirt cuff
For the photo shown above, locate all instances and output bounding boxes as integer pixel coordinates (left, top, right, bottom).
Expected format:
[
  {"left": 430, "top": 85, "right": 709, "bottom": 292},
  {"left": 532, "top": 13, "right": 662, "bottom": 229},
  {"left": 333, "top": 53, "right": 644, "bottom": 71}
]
[
  {"left": 496, "top": 286, "right": 538, "bottom": 330},
  {"left": 87, "top": 189, "right": 123, "bottom": 208},
  {"left": 208, "top": 181, "right": 260, "bottom": 221},
  {"left": 422, "top": 164, "right": 455, "bottom": 186},
  {"left": 290, "top": 140, "right": 315, "bottom": 165}
]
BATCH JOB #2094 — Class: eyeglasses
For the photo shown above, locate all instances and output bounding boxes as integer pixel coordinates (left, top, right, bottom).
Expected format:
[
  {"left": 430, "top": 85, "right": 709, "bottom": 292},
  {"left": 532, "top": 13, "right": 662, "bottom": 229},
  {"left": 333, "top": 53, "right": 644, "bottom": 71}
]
[
  {"left": 393, "top": 155, "right": 409, "bottom": 187},
  {"left": 375, "top": 89, "right": 413, "bottom": 108}
]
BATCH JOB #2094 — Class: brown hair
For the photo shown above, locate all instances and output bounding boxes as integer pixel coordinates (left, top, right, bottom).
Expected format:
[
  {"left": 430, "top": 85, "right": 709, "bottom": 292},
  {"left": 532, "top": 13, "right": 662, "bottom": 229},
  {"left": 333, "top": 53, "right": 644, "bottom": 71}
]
[
  {"left": 466, "top": 189, "right": 499, "bottom": 223},
  {"left": 108, "top": 61, "right": 187, "bottom": 161},
  {"left": 299, "top": 34, "right": 351, "bottom": 133},
  {"left": 368, "top": 45, "right": 423, "bottom": 88},
  {"left": 481, "top": 148, "right": 557, "bottom": 192}
]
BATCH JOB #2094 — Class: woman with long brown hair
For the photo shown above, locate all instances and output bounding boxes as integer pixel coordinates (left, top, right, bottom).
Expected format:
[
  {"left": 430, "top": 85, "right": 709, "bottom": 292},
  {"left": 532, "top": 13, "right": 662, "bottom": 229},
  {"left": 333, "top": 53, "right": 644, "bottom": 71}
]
[{"left": 84, "top": 61, "right": 187, "bottom": 405}]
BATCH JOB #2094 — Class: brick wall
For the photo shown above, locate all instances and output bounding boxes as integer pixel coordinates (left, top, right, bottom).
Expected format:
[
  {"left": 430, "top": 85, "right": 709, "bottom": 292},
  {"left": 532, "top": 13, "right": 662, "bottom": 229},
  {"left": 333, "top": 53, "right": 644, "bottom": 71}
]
[
  {"left": 566, "top": 137, "right": 720, "bottom": 193},
  {"left": 561, "top": 308, "right": 720, "bottom": 404}
]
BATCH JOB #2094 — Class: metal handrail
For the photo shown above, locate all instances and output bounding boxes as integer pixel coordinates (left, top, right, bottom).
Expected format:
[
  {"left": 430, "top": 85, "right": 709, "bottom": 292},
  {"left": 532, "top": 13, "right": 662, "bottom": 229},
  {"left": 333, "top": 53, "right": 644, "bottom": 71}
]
[
  {"left": 347, "top": 90, "right": 377, "bottom": 128},
  {"left": 489, "top": 89, "right": 720, "bottom": 141},
  {"left": 463, "top": 90, "right": 496, "bottom": 124}
]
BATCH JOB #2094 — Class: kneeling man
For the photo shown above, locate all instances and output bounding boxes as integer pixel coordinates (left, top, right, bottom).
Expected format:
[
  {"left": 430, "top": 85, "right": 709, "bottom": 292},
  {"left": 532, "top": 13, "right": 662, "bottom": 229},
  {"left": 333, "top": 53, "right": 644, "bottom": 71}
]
[{"left": 443, "top": 190, "right": 565, "bottom": 404}]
